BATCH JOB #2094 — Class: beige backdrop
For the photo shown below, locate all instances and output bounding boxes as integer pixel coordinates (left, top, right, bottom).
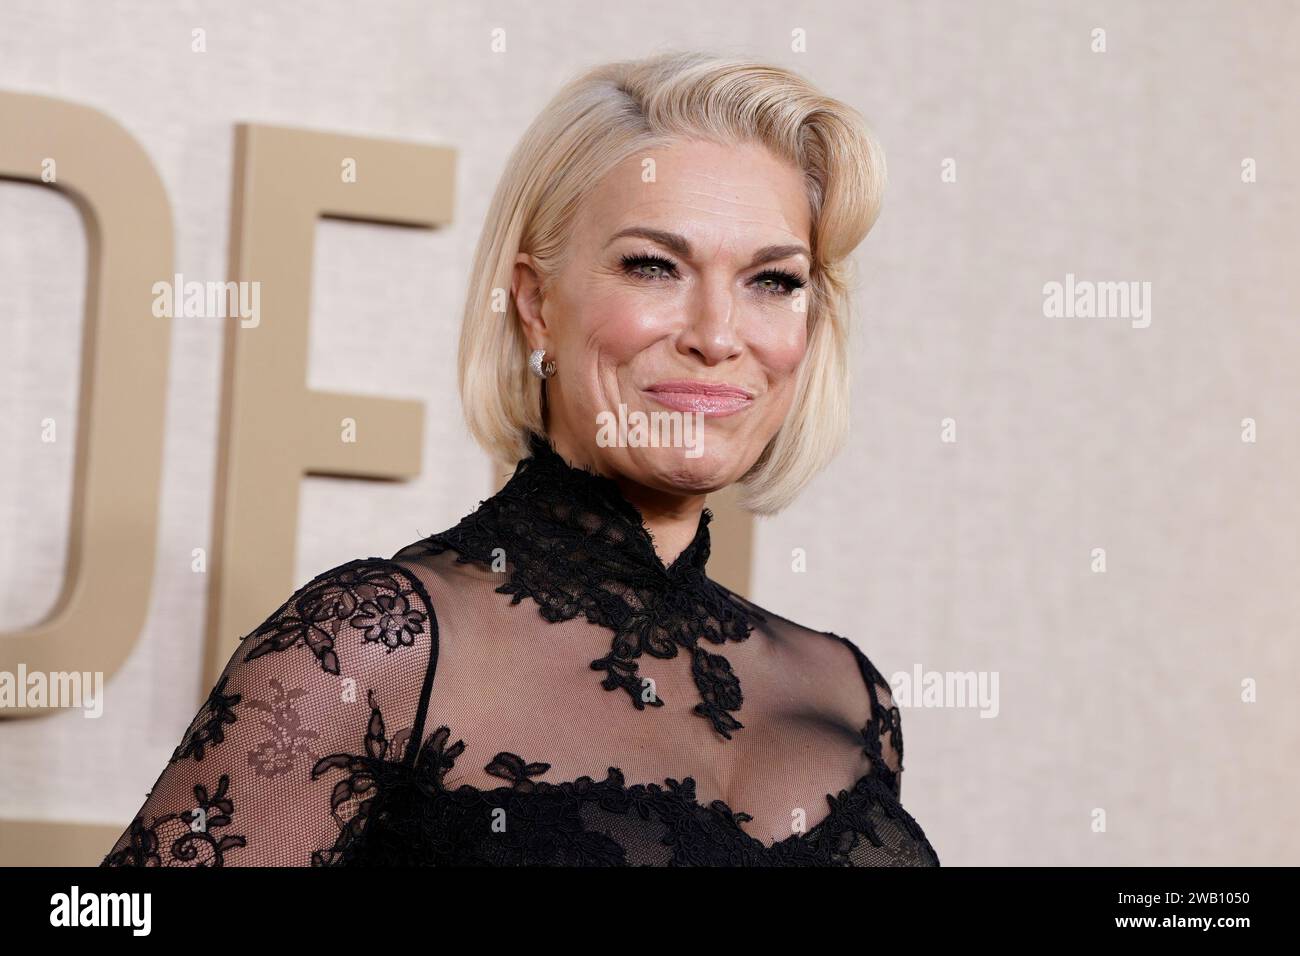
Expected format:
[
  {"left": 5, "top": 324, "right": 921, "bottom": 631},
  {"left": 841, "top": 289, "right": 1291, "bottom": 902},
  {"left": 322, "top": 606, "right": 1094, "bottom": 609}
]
[{"left": 2, "top": 0, "right": 1297, "bottom": 866}]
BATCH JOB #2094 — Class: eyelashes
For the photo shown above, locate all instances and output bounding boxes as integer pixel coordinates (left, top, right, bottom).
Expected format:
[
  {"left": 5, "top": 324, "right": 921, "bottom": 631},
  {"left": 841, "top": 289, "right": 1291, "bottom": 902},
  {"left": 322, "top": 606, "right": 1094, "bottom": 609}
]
[{"left": 618, "top": 251, "right": 807, "bottom": 298}]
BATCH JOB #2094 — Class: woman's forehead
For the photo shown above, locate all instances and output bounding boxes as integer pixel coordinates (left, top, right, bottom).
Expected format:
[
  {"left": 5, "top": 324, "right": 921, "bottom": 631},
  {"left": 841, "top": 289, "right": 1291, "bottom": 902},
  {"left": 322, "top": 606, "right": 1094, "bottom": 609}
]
[{"left": 575, "top": 142, "right": 812, "bottom": 250}]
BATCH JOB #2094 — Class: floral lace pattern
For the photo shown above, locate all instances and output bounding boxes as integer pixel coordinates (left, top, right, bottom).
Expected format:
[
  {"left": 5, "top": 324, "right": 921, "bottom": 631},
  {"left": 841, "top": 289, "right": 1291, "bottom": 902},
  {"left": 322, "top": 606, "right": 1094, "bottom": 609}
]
[
  {"left": 832, "top": 631, "right": 906, "bottom": 801},
  {"left": 310, "top": 691, "right": 938, "bottom": 867},
  {"left": 102, "top": 558, "right": 432, "bottom": 867},
  {"left": 240, "top": 561, "right": 428, "bottom": 672},
  {"left": 102, "top": 774, "right": 246, "bottom": 867},
  {"left": 396, "top": 431, "right": 763, "bottom": 739}
]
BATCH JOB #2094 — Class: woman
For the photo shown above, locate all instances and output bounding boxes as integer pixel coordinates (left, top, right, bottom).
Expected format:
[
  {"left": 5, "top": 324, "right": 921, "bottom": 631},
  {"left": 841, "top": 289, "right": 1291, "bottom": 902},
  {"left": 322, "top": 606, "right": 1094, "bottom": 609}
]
[{"left": 102, "top": 51, "right": 939, "bottom": 867}]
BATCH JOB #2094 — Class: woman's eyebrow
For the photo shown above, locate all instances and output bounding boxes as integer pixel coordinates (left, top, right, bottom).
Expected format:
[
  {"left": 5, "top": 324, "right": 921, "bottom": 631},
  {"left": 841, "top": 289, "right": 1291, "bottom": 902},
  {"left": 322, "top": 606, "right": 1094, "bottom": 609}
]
[
  {"left": 607, "top": 226, "right": 692, "bottom": 257},
  {"left": 744, "top": 243, "right": 811, "bottom": 268},
  {"left": 607, "top": 226, "right": 810, "bottom": 268}
]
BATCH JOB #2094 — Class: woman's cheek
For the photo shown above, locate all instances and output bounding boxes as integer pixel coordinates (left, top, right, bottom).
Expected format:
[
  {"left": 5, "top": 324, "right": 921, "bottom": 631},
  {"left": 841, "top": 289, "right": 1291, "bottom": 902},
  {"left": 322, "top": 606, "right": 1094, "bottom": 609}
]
[
  {"left": 751, "top": 322, "right": 807, "bottom": 377},
  {"left": 600, "top": 301, "right": 676, "bottom": 353}
]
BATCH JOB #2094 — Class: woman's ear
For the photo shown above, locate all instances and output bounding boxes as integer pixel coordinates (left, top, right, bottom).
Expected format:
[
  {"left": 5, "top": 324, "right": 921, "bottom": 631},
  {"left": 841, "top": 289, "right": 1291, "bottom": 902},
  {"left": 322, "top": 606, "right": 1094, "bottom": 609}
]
[{"left": 513, "top": 252, "right": 549, "bottom": 349}]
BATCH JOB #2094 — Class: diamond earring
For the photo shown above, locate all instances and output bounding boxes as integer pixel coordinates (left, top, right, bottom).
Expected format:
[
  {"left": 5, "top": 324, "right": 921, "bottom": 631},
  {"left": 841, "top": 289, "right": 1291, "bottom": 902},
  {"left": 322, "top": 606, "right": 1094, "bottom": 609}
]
[{"left": 528, "top": 348, "right": 556, "bottom": 379}]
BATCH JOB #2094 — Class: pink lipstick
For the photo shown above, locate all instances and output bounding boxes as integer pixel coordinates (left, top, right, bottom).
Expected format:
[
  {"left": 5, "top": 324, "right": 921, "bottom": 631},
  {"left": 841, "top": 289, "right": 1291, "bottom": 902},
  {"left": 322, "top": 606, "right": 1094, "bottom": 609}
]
[{"left": 643, "top": 380, "right": 755, "bottom": 417}]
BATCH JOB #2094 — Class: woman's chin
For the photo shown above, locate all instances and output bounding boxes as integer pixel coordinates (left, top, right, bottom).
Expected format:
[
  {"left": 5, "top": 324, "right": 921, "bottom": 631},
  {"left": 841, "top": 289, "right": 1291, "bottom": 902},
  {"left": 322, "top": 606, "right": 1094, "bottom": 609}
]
[{"left": 617, "top": 443, "right": 752, "bottom": 495}]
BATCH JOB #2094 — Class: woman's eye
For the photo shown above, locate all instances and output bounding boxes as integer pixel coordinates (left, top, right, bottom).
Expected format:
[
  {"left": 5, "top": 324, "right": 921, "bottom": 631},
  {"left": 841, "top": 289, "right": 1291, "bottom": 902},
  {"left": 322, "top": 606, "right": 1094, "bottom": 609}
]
[
  {"left": 620, "top": 253, "right": 678, "bottom": 281},
  {"left": 753, "top": 270, "right": 807, "bottom": 297}
]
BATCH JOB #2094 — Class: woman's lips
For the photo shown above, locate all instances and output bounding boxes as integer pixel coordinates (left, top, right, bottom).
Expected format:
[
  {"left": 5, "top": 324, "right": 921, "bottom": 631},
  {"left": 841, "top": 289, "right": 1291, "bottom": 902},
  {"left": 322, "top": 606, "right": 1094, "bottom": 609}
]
[{"left": 643, "top": 381, "right": 755, "bottom": 417}]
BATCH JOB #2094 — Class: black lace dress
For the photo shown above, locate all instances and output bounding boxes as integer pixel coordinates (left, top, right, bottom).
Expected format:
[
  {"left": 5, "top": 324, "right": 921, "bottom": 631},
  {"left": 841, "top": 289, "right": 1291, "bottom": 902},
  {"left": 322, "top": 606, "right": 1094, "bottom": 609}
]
[{"left": 101, "top": 431, "right": 940, "bottom": 867}]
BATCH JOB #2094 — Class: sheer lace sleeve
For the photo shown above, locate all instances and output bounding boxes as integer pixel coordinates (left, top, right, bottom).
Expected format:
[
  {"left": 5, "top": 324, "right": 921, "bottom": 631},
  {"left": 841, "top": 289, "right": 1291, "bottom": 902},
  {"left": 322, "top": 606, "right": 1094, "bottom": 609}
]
[
  {"left": 100, "top": 558, "right": 438, "bottom": 867},
  {"left": 831, "top": 634, "right": 907, "bottom": 801},
  {"left": 867, "top": 670, "right": 906, "bottom": 800}
]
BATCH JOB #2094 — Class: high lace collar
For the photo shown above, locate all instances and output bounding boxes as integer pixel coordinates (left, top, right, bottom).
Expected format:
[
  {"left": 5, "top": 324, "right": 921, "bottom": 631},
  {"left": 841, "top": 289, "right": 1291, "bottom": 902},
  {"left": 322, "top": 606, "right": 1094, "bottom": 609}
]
[
  {"left": 400, "top": 429, "right": 765, "bottom": 739},
  {"left": 515, "top": 430, "right": 715, "bottom": 579}
]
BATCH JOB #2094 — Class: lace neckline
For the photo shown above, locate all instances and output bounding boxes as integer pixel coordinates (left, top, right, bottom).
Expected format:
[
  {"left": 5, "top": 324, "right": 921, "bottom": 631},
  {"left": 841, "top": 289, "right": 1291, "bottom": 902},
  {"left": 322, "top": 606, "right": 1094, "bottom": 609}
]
[
  {"left": 518, "top": 430, "right": 714, "bottom": 576},
  {"left": 399, "top": 429, "right": 765, "bottom": 739},
  {"left": 392, "top": 723, "right": 919, "bottom": 862}
]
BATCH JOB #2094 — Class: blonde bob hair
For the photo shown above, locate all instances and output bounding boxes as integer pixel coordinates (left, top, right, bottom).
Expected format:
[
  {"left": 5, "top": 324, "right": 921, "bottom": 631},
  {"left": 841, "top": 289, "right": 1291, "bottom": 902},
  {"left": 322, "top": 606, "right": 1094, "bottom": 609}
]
[{"left": 458, "top": 49, "right": 887, "bottom": 515}]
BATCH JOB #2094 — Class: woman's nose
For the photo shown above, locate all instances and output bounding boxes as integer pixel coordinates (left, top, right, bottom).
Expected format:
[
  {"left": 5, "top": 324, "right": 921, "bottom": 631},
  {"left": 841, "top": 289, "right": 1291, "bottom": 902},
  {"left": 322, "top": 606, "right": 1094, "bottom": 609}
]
[{"left": 676, "top": 279, "right": 743, "bottom": 365}]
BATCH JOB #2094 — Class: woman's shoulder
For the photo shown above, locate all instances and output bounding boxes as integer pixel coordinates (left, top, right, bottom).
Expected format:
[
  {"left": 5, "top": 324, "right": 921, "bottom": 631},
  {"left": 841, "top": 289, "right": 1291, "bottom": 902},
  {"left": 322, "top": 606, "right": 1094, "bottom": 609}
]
[
  {"left": 716, "top": 583, "right": 907, "bottom": 785},
  {"left": 386, "top": 534, "right": 508, "bottom": 606},
  {"left": 712, "top": 581, "right": 896, "bottom": 705},
  {"left": 238, "top": 554, "right": 440, "bottom": 677},
  {"left": 250, "top": 537, "right": 490, "bottom": 634}
]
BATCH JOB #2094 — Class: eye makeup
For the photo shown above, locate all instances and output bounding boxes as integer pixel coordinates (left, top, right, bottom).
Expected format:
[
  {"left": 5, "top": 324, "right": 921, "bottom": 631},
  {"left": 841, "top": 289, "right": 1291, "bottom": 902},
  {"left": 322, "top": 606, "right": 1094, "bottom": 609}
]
[{"left": 618, "top": 251, "right": 807, "bottom": 297}]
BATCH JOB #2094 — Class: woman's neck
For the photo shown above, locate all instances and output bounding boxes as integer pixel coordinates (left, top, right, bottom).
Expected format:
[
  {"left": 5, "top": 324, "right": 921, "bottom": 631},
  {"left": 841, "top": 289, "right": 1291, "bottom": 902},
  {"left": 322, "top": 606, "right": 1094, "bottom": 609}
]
[{"left": 547, "top": 428, "right": 706, "bottom": 568}]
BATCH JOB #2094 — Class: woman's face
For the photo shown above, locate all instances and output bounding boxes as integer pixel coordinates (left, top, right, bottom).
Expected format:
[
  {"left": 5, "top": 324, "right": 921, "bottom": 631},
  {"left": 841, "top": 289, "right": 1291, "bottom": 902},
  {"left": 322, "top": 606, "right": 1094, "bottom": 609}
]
[{"left": 514, "top": 137, "right": 812, "bottom": 496}]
